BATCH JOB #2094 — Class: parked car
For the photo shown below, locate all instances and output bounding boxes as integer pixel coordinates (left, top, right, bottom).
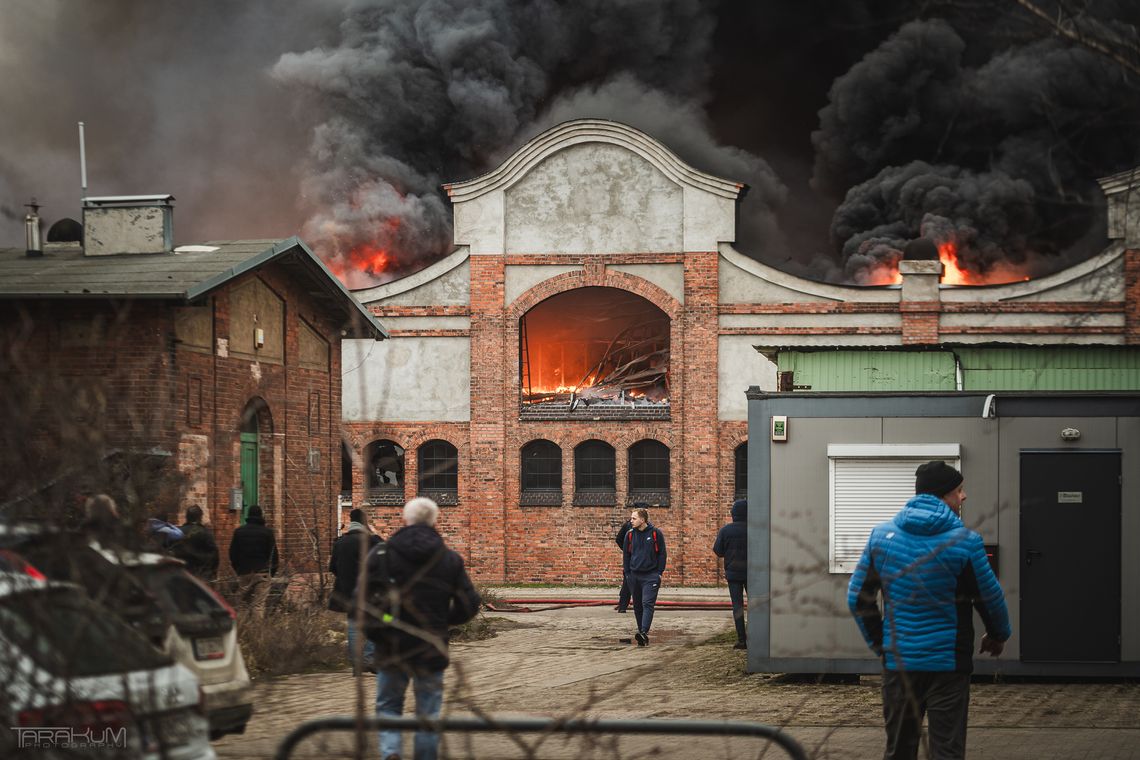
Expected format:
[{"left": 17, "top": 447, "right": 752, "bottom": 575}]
[
  {"left": 0, "top": 523, "right": 253, "bottom": 739},
  {"left": 0, "top": 572, "right": 216, "bottom": 759},
  {"left": 92, "top": 546, "right": 254, "bottom": 739}
]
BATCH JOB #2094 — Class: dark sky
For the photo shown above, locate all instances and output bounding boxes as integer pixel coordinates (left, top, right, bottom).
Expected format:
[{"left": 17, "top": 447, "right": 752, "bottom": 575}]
[{"left": 3, "top": 1, "right": 1137, "bottom": 286}]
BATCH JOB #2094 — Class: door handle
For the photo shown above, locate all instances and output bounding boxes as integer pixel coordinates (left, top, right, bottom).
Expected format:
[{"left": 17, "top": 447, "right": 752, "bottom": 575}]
[{"left": 1026, "top": 549, "right": 1043, "bottom": 566}]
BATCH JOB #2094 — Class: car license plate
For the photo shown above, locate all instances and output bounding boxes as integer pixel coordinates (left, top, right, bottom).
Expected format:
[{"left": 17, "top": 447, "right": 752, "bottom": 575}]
[{"left": 193, "top": 636, "right": 225, "bottom": 661}]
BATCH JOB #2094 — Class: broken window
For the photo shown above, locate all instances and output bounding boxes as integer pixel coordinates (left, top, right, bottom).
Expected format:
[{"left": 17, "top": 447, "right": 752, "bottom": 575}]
[
  {"left": 735, "top": 442, "right": 748, "bottom": 499},
  {"left": 365, "top": 439, "right": 405, "bottom": 505},
  {"left": 520, "top": 439, "right": 562, "bottom": 506},
  {"left": 418, "top": 440, "right": 458, "bottom": 505},
  {"left": 520, "top": 287, "right": 669, "bottom": 411},
  {"left": 628, "top": 439, "right": 670, "bottom": 505},
  {"left": 573, "top": 439, "right": 616, "bottom": 506}
]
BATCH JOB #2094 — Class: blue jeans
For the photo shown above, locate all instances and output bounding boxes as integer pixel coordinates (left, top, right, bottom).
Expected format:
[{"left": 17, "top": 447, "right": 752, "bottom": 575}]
[
  {"left": 375, "top": 667, "right": 445, "bottom": 760},
  {"left": 345, "top": 615, "right": 375, "bottom": 672},
  {"left": 628, "top": 571, "right": 661, "bottom": 634}
]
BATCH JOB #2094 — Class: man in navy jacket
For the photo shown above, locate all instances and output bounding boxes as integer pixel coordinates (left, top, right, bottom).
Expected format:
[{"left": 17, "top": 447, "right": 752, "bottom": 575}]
[
  {"left": 713, "top": 498, "right": 748, "bottom": 649},
  {"left": 623, "top": 506, "right": 667, "bottom": 646},
  {"left": 848, "top": 460, "right": 1011, "bottom": 760}
]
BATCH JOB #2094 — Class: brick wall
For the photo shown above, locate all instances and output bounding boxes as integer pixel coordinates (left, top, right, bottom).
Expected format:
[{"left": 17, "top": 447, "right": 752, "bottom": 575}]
[
  {"left": 0, "top": 260, "right": 350, "bottom": 577},
  {"left": 350, "top": 251, "right": 746, "bottom": 586},
  {"left": 1126, "top": 249, "right": 1140, "bottom": 345}
]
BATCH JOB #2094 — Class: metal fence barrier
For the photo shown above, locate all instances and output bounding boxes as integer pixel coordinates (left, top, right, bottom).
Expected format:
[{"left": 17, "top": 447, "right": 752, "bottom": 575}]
[{"left": 274, "top": 715, "right": 809, "bottom": 760}]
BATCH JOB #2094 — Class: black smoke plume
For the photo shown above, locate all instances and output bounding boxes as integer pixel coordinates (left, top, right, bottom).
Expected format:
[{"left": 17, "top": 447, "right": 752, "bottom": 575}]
[{"left": 272, "top": 0, "right": 787, "bottom": 288}]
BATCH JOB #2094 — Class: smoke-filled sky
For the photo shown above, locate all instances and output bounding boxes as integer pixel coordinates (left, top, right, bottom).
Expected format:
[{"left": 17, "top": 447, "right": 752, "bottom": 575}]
[{"left": 3, "top": 0, "right": 1138, "bottom": 287}]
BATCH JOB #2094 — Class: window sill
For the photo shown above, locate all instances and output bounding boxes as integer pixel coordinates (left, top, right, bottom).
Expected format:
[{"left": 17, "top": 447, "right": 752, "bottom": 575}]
[
  {"left": 419, "top": 490, "right": 459, "bottom": 506},
  {"left": 572, "top": 491, "right": 617, "bottom": 507},
  {"left": 627, "top": 491, "right": 670, "bottom": 507},
  {"left": 520, "top": 490, "right": 563, "bottom": 507},
  {"left": 366, "top": 488, "right": 405, "bottom": 506}
]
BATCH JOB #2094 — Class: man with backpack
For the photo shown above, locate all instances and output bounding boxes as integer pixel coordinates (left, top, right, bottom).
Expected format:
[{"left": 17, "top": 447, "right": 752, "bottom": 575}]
[
  {"left": 329, "top": 508, "right": 382, "bottom": 675},
  {"left": 363, "top": 497, "right": 481, "bottom": 760},
  {"left": 623, "top": 506, "right": 667, "bottom": 646}
]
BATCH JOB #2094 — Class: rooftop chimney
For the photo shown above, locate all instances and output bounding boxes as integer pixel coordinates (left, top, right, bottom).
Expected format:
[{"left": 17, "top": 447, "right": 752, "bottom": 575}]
[
  {"left": 24, "top": 198, "right": 43, "bottom": 258},
  {"left": 1098, "top": 167, "right": 1140, "bottom": 248},
  {"left": 899, "top": 238, "right": 942, "bottom": 345},
  {"left": 82, "top": 194, "right": 174, "bottom": 256}
]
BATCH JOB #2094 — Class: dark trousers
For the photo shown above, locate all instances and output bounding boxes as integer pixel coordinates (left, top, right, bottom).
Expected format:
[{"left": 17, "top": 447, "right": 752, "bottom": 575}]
[
  {"left": 617, "top": 575, "right": 631, "bottom": 611},
  {"left": 881, "top": 670, "right": 970, "bottom": 760},
  {"left": 727, "top": 580, "right": 747, "bottom": 643},
  {"left": 628, "top": 571, "right": 661, "bottom": 634}
]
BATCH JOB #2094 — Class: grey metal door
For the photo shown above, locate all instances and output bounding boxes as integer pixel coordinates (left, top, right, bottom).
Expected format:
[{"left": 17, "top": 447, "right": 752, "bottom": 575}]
[{"left": 1020, "top": 450, "right": 1121, "bottom": 662}]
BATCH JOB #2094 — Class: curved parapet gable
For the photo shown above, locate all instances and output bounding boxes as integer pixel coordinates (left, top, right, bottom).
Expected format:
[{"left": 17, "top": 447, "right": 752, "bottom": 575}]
[
  {"left": 445, "top": 119, "right": 745, "bottom": 254},
  {"left": 718, "top": 243, "right": 898, "bottom": 304},
  {"left": 352, "top": 247, "right": 470, "bottom": 307},
  {"left": 939, "top": 243, "right": 1126, "bottom": 303}
]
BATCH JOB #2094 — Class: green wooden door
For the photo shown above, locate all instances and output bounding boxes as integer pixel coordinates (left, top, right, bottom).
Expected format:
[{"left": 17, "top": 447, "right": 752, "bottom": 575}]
[{"left": 240, "top": 432, "right": 259, "bottom": 524}]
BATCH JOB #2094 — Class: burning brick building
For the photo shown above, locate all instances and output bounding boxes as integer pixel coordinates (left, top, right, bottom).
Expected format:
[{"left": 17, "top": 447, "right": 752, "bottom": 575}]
[{"left": 343, "top": 119, "right": 1140, "bottom": 586}]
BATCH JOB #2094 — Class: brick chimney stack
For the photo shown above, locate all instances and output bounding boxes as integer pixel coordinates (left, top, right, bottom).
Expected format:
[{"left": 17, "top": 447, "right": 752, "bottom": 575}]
[
  {"left": 1098, "top": 168, "right": 1140, "bottom": 345},
  {"left": 899, "top": 238, "right": 942, "bottom": 345}
]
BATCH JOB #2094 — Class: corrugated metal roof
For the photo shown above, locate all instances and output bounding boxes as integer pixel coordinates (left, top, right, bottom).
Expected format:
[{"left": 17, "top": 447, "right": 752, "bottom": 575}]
[{"left": 0, "top": 237, "right": 387, "bottom": 340}]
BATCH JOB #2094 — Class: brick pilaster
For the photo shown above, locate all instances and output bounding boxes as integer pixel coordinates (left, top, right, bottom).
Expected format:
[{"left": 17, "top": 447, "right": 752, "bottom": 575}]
[
  {"left": 467, "top": 255, "right": 508, "bottom": 580},
  {"left": 1125, "top": 249, "right": 1140, "bottom": 345},
  {"left": 680, "top": 251, "right": 720, "bottom": 585}
]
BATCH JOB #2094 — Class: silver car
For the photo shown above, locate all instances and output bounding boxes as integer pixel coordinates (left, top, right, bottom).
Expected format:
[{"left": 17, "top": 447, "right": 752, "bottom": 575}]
[
  {"left": 92, "top": 546, "right": 254, "bottom": 739},
  {"left": 0, "top": 573, "right": 216, "bottom": 759}
]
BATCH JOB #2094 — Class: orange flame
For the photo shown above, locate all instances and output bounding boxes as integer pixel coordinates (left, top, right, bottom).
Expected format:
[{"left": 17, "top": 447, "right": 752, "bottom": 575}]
[{"left": 938, "top": 241, "right": 971, "bottom": 285}]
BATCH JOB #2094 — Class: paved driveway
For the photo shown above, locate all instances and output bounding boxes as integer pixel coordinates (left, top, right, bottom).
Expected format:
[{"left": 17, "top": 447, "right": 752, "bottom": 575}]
[{"left": 217, "top": 589, "right": 1140, "bottom": 759}]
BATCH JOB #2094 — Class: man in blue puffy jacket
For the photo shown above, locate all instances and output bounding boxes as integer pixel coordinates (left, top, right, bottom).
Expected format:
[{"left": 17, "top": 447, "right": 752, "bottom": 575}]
[{"left": 848, "top": 460, "right": 1011, "bottom": 760}]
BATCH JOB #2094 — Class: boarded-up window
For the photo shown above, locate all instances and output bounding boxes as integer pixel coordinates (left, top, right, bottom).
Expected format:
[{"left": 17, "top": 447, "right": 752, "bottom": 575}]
[
  {"left": 186, "top": 376, "right": 203, "bottom": 426},
  {"left": 828, "top": 444, "right": 960, "bottom": 573},
  {"left": 298, "top": 319, "right": 330, "bottom": 371},
  {"left": 228, "top": 278, "right": 284, "bottom": 363},
  {"left": 308, "top": 391, "right": 322, "bottom": 435},
  {"left": 174, "top": 305, "right": 212, "bottom": 353}
]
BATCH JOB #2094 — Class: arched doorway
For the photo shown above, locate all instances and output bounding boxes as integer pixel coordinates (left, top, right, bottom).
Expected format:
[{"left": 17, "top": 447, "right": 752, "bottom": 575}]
[{"left": 239, "top": 398, "right": 273, "bottom": 524}]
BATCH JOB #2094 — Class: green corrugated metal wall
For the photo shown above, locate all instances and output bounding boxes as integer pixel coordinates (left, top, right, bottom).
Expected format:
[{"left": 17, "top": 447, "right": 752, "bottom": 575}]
[
  {"left": 957, "top": 347, "right": 1140, "bottom": 390},
  {"left": 780, "top": 351, "right": 957, "bottom": 391},
  {"left": 779, "top": 348, "right": 1140, "bottom": 391}
]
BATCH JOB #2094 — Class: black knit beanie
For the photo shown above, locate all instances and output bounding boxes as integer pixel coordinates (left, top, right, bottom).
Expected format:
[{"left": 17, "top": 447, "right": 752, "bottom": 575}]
[{"left": 915, "top": 460, "right": 963, "bottom": 497}]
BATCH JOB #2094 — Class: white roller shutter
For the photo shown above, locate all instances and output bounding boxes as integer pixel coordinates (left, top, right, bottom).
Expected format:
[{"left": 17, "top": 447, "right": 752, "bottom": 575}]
[{"left": 828, "top": 444, "right": 960, "bottom": 573}]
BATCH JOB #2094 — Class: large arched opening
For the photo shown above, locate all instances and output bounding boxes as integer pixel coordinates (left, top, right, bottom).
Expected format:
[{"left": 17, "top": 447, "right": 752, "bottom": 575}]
[{"left": 519, "top": 287, "right": 670, "bottom": 409}]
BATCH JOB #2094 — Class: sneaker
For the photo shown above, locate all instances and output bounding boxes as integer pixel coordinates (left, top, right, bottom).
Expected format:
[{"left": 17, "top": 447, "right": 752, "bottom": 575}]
[
  {"left": 635, "top": 631, "right": 648, "bottom": 646},
  {"left": 616, "top": 607, "right": 627, "bottom": 613},
  {"left": 733, "top": 641, "right": 747, "bottom": 650}
]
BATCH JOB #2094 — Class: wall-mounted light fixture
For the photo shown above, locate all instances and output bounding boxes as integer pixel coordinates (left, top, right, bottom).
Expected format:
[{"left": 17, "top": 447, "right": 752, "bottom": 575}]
[{"left": 1060, "top": 427, "right": 1081, "bottom": 441}]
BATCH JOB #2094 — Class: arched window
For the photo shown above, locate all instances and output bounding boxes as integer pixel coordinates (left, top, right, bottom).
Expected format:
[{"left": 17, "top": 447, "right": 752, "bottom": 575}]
[
  {"left": 573, "top": 439, "right": 616, "bottom": 506},
  {"left": 629, "top": 439, "right": 670, "bottom": 506},
  {"left": 735, "top": 442, "right": 748, "bottom": 499},
  {"left": 520, "top": 440, "right": 562, "bottom": 506},
  {"left": 418, "top": 440, "right": 458, "bottom": 505},
  {"left": 365, "top": 439, "right": 405, "bottom": 505}
]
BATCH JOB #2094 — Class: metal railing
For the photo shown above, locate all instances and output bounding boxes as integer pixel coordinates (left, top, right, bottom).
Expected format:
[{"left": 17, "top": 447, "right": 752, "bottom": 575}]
[{"left": 274, "top": 714, "right": 809, "bottom": 760}]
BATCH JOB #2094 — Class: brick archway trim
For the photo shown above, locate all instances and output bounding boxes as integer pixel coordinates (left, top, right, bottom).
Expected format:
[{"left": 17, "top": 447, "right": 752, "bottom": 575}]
[{"left": 509, "top": 269, "right": 682, "bottom": 321}]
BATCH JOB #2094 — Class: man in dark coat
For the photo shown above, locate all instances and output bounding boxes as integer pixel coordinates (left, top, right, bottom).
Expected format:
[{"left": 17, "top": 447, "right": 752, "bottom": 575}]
[
  {"left": 172, "top": 505, "right": 219, "bottom": 579},
  {"left": 713, "top": 498, "right": 748, "bottom": 649},
  {"left": 228, "top": 505, "right": 278, "bottom": 613},
  {"left": 329, "top": 508, "right": 381, "bottom": 674},
  {"left": 364, "top": 497, "right": 480, "bottom": 760}
]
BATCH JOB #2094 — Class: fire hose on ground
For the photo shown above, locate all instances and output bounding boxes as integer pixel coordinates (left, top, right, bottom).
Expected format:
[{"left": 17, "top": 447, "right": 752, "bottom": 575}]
[{"left": 485, "top": 598, "right": 732, "bottom": 612}]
